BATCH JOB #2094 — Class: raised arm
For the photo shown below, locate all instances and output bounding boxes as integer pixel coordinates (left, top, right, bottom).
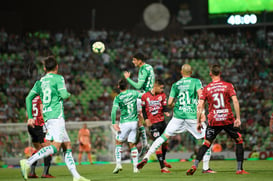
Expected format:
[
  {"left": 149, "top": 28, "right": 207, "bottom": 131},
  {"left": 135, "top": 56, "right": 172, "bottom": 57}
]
[{"left": 124, "top": 71, "right": 146, "bottom": 90}]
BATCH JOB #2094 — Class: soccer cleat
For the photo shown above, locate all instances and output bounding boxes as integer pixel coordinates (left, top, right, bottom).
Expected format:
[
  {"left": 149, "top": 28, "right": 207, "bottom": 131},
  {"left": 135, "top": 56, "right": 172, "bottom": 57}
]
[
  {"left": 28, "top": 173, "right": 39, "bottom": 178},
  {"left": 139, "top": 144, "right": 150, "bottom": 157},
  {"left": 236, "top": 170, "right": 249, "bottom": 174},
  {"left": 112, "top": 165, "right": 123, "bottom": 174},
  {"left": 20, "top": 159, "right": 30, "bottom": 180},
  {"left": 137, "top": 158, "right": 148, "bottom": 169},
  {"left": 41, "top": 174, "right": 56, "bottom": 178},
  {"left": 202, "top": 168, "right": 216, "bottom": 174},
  {"left": 161, "top": 167, "right": 171, "bottom": 173},
  {"left": 73, "top": 176, "right": 91, "bottom": 181},
  {"left": 186, "top": 165, "right": 197, "bottom": 175},
  {"left": 164, "top": 161, "right": 172, "bottom": 168},
  {"left": 133, "top": 168, "right": 140, "bottom": 173}
]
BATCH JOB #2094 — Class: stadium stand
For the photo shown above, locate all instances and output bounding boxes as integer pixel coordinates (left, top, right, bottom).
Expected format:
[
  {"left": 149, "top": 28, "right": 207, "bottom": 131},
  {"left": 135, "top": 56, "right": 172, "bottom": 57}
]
[{"left": 0, "top": 27, "right": 272, "bottom": 160}]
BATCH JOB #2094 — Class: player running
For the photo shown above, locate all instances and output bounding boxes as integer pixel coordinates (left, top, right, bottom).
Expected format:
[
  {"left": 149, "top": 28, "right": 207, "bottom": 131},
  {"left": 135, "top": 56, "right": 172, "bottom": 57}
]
[
  {"left": 20, "top": 56, "right": 90, "bottom": 181},
  {"left": 137, "top": 64, "right": 214, "bottom": 173},
  {"left": 141, "top": 78, "right": 172, "bottom": 173},
  {"left": 111, "top": 78, "right": 142, "bottom": 174},
  {"left": 186, "top": 64, "right": 248, "bottom": 175},
  {"left": 124, "top": 52, "right": 155, "bottom": 156}
]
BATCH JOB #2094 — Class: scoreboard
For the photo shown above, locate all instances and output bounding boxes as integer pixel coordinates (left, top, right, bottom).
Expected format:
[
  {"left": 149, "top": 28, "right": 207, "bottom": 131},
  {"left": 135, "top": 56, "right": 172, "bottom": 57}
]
[{"left": 208, "top": 0, "right": 273, "bottom": 25}]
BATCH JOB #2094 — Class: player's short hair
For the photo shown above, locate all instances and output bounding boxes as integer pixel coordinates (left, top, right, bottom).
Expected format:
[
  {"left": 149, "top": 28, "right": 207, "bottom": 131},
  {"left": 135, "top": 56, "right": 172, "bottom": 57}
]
[
  {"left": 133, "top": 52, "right": 145, "bottom": 62},
  {"left": 210, "top": 64, "right": 221, "bottom": 76},
  {"left": 154, "top": 78, "right": 164, "bottom": 86},
  {"left": 181, "top": 64, "right": 192, "bottom": 75},
  {"left": 118, "top": 78, "right": 128, "bottom": 90},
  {"left": 44, "top": 56, "right": 57, "bottom": 71}
]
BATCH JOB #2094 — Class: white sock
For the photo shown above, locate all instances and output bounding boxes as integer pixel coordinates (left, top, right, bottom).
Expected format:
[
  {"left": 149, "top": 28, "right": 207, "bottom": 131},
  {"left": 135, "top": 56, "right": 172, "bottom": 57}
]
[
  {"left": 64, "top": 149, "right": 81, "bottom": 179},
  {"left": 139, "top": 126, "right": 148, "bottom": 146},
  {"left": 131, "top": 147, "right": 139, "bottom": 168},
  {"left": 115, "top": 145, "right": 122, "bottom": 166},
  {"left": 202, "top": 146, "right": 212, "bottom": 170},
  {"left": 144, "top": 135, "right": 167, "bottom": 160},
  {"left": 27, "top": 145, "right": 56, "bottom": 165}
]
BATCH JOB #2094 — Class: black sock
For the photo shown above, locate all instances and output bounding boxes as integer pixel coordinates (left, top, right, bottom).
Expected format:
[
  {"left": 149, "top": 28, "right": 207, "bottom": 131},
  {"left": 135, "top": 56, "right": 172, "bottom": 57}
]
[
  {"left": 156, "top": 154, "right": 165, "bottom": 169},
  {"left": 195, "top": 145, "right": 210, "bottom": 167},
  {"left": 236, "top": 144, "right": 244, "bottom": 170},
  {"left": 162, "top": 146, "right": 167, "bottom": 160},
  {"left": 43, "top": 155, "right": 52, "bottom": 175},
  {"left": 30, "top": 161, "right": 37, "bottom": 175}
]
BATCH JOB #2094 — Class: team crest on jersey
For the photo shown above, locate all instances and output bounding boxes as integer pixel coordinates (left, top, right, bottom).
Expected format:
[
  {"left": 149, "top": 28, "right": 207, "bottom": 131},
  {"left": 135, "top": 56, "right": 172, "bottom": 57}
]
[{"left": 153, "top": 131, "right": 160, "bottom": 138}]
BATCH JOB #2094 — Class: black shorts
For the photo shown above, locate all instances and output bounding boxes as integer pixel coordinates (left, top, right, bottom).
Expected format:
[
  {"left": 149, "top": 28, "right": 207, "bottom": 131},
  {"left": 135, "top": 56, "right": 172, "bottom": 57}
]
[
  {"left": 205, "top": 123, "right": 241, "bottom": 142},
  {"left": 150, "top": 121, "right": 167, "bottom": 140},
  {"left": 28, "top": 125, "right": 45, "bottom": 143}
]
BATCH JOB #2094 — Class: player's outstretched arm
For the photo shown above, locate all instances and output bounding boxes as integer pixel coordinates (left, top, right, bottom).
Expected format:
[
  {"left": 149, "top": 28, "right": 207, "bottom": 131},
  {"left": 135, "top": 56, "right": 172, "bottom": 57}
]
[{"left": 124, "top": 71, "right": 145, "bottom": 90}]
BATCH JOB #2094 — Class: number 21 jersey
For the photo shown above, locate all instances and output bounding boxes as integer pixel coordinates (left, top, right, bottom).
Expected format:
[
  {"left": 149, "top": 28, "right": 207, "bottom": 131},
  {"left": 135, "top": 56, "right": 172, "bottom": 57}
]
[{"left": 169, "top": 77, "right": 202, "bottom": 119}]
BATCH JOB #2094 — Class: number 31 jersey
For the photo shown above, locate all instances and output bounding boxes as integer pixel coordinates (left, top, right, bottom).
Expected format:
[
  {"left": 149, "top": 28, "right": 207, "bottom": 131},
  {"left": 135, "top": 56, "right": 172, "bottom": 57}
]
[
  {"left": 169, "top": 77, "right": 203, "bottom": 119},
  {"left": 200, "top": 80, "right": 236, "bottom": 126}
]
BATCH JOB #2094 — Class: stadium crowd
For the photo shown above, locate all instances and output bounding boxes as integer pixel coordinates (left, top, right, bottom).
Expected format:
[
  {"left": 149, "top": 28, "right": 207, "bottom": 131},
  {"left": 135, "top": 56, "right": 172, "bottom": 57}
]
[{"left": 0, "top": 27, "right": 272, "bottom": 159}]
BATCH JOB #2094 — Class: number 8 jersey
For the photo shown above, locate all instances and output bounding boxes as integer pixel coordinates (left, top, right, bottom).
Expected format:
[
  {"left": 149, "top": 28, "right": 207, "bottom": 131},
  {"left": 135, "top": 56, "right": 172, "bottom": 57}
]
[
  {"left": 169, "top": 77, "right": 203, "bottom": 119},
  {"left": 200, "top": 80, "right": 236, "bottom": 126},
  {"left": 26, "top": 73, "right": 71, "bottom": 122}
]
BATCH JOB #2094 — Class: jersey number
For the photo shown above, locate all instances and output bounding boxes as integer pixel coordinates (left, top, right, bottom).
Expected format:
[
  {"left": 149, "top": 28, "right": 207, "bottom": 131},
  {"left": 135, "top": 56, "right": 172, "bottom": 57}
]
[
  {"left": 127, "top": 104, "right": 134, "bottom": 114},
  {"left": 179, "top": 91, "right": 190, "bottom": 105},
  {"left": 32, "top": 103, "right": 38, "bottom": 117},
  {"left": 43, "top": 87, "right": 52, "bottom": 104},
  {"left": 212, "top": 93, "right": 225, "bottom": 109}
]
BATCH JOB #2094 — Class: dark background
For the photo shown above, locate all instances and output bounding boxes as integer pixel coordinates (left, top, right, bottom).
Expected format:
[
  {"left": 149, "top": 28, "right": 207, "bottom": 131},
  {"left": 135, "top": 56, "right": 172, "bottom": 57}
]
[{"left": 0, "top": 0, "right": 208, "bottom": 33}]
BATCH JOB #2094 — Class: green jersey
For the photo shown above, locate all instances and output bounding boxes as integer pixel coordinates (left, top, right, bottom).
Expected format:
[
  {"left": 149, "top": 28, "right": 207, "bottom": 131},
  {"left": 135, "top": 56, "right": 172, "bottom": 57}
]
[
  {"left": 111, "top": 90, "right": 142, "bottom": 124},
  {"left": 26, "top": 73, "right": 71, "bottom": 121},
  {"left": 127, "top": 64, "right": 155, "bottom": 92},
  {"left": 169, "top": 77, "right": 202, "bottom": 119}
]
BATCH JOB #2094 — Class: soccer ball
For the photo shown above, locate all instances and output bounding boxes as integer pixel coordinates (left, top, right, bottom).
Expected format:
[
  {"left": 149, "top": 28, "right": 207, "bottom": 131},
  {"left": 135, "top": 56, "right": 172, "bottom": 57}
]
[{"left": 92, "top": 41, "right": 105, "bottom": 54}]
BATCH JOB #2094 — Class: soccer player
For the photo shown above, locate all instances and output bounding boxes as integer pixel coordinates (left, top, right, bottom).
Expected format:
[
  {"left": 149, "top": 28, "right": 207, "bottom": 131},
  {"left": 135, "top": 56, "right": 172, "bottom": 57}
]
[
  {"left": 141, "top": 78, "right": 172, "bottom": 173},
  {"left": 137, "top": 64, "right": 214, "bottom": 173},
  {"left": 20, "top": 56, "right": 90, "bottom": 181},
  {"left": 27, "top": 95, "right": 54, "bottom": 178},
  {"left": 269, "top": 113, "right": 273, "bottom": 133},
  {"left": 111, "top": 78, "right": 142, "bottom": 174},
  {"left": 186, "top": 64, "right": 248, "bottom": 175},
  {"left": 78, "top": 123, "right": 93, "bottom": 165},
  {"left": 124, "top": 52, "right": 155, "bottom": 155}
]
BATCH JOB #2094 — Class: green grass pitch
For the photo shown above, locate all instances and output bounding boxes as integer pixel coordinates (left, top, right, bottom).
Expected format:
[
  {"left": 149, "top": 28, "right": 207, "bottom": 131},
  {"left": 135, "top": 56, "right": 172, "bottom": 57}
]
[{"left": 0, "top": 160, "right": 272, "bottom": 181}]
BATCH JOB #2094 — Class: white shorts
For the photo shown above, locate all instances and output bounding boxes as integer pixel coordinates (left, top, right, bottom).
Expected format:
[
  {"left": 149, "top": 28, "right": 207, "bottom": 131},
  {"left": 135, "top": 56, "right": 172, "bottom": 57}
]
[
  {"left": 164, "top": 117, "right": 206, "bottom": 139},
  {"left": 116, "top": 121, "right": 138, "bottom": 143},
  {"left": 45, "top": 118, "right": 70, "bottom": 143}
]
